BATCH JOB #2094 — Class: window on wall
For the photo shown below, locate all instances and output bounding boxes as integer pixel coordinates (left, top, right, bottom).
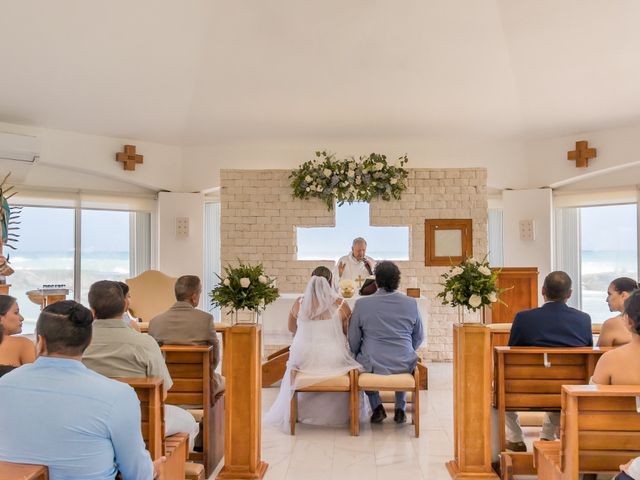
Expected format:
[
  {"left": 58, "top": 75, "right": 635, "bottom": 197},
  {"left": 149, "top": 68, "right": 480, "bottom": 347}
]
[
  {"left": 556, "top": 203, "right": 638, "bottom": 322},
  {"left": 10, "top": 205, "right": 152, "bottom": 333},
  {"left": 296, "top": 202, "right": 410, "bottom": 261},
  {"left": 580, "top": 204, "right": 637, "bottom": 322},
  {"left": 10, "top": 206, "right": 75, "bottom": 333}
]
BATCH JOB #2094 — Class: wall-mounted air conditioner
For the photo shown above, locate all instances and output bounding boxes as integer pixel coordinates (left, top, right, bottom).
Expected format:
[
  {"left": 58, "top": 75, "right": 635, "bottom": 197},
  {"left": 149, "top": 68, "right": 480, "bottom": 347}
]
[{"left": 0, "top": 132, "right": 40, "bottom": 163}]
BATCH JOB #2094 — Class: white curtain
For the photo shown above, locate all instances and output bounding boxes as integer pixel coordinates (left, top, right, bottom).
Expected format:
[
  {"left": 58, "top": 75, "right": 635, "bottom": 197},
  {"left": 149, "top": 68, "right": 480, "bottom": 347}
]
[
  {"left": 204, "top": 202, "right": 221, "bottom": 317},
  {"left": 554, "top": 207, "right": 581, "bottom": 309}
]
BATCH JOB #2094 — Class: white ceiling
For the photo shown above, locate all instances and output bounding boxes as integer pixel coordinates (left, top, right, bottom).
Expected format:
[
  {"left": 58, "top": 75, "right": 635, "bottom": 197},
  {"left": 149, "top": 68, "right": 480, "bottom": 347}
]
[{"left": 1, "top": 1, "right": 640, "bottom": 145}]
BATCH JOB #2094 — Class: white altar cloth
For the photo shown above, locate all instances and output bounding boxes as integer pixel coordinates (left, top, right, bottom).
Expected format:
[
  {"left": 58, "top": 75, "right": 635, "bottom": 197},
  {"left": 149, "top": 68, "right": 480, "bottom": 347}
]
[{"left": 262, "top": 292, "right": 428, "bottom": 347}]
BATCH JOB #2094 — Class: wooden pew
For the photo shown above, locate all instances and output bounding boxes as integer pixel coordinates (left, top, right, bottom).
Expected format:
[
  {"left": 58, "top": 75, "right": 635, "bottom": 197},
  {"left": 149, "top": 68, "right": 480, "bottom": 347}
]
[
  {"left": 116, "top": 377, "right": 188, "bottom": 480},
  {"left": 0, "top": 461, "right": 48, "bottom": 480},
  {"left": 534, "top": 385, "right": 640, "bottom": 479},
  {"left": 161, "top": 345, "right": 224, "bottom": 478},
  {"left": 494, "top": 346, "right": 609, "bottom": 476}
]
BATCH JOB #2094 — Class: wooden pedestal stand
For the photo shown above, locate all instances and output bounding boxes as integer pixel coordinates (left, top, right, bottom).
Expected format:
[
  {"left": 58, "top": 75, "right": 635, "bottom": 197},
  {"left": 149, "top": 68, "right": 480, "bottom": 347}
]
[
  {"left": 217, "top": 325, "right": 268, "bottom": 480},
  {"left": 0, "top": 284, "right": 10, "bottom": 295},
  {"left": 446, "top": 324, "right": 499, "bottom": 479}
]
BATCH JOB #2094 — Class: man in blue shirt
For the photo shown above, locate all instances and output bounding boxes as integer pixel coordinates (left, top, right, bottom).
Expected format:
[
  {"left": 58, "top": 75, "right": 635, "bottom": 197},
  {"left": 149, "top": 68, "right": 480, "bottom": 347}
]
[
  {"left": 505, "top": 271, "right": 592, "bottom": 452},
  {"left": 0, "top": 300, "right": 162, "bottom": 480},
  {"left": 349, "top": 261, "right": 424, "bottom": 424}
]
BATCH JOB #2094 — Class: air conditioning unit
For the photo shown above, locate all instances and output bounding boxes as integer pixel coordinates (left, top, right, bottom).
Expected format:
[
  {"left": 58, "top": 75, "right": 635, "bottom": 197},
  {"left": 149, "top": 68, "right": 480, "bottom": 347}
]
[{"left": 0, "top": 132, "right": 40, "bottom": 163}]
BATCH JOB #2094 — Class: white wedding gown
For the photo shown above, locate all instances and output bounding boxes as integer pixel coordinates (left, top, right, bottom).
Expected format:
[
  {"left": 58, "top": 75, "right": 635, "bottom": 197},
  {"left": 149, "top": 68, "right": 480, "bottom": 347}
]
[{"left": 265, "top": 276, "right": 370, "bottom": 431}]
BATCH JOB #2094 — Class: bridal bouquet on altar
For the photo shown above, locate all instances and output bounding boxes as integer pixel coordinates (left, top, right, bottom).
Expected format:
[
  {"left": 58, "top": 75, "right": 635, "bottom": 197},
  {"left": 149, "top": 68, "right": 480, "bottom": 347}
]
[
  {"left": 210, "top": 262, "right": 279, "bottom": 320},
  {"left": 290, "top": 150, "right": 409, "bottom": 210},
  {"left": 437, "top": 256, "right": 502, "bottom": 312}
]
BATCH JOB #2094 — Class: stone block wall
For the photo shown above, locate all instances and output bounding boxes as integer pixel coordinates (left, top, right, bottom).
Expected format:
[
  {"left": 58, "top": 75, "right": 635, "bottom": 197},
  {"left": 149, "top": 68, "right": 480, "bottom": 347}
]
[{"left": 220, "top": 168, "right": 487, "bottom": 361}]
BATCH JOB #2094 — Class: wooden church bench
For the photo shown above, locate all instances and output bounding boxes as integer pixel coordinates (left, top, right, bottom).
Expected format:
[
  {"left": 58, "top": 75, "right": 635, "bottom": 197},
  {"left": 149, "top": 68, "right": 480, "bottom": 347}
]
[
  {"left": 494, "top": 346, "right": 609, "bottom": 477},
  {"left": 534, "top": 384, "right": 640, "bottom": 479},
  {"left": 290, "top": 370, "right": 357, "bottom": 435},
  {"left": 354, "top": 368, "right": 420, "bottom": 437},
  {"left": 115, "top": 377, "right": 188, "bottom": 480},
  {"left": 161, "top": 344, "right": 224, "bottom": 477},
  {"left": 0, "top": 461, "right": 48, "bottom": 480}
]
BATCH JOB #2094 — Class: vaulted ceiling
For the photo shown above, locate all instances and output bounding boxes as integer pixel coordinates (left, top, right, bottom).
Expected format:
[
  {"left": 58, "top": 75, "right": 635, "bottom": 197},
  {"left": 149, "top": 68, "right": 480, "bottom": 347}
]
[{"left": 1, "top": 1, "right": 639, "bottom": 146}]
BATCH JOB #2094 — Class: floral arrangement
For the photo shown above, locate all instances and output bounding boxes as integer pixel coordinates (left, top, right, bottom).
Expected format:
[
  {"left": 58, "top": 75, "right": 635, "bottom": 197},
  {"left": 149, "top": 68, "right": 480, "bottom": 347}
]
[
  {"left": 437, "top": 256, "right": 502, "bottom": 312},
  {"left": 210, "top": 262, "right": 279, "bottom": 313},
  {"left": 290, "top": 151, "right": 409, "bottom": 210}
]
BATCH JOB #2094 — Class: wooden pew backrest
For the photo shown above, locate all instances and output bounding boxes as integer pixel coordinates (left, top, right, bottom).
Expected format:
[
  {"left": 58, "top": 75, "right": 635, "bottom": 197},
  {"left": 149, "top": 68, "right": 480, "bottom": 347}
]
[
  {"left": 161, "top": 344, "right": 222, "bottom": 477},
  {"left": 561, "top": 385, "right": 640, "bottom": 476},
  {"left": 0, "top": 461, "right": 48, "bottom": 480},
  {"left": 115, "top": 377, "right": 164, "bottom": 459}
]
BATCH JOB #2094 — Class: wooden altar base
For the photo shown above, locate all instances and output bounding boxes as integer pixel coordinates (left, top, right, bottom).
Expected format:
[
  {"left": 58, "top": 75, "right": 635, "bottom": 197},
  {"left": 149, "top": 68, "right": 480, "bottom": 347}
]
[{"left": 446, "top": 460, "right": 499, "bottom": 480}]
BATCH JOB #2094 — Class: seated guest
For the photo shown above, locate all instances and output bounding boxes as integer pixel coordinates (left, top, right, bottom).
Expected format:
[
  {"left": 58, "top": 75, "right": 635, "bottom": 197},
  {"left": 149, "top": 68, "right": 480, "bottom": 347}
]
[
  {"left": 117, "top": 281, "right": 141, "bottom": 332},
  {"left": 0, "top": 295, "right": 35, "bottom": 377},
  {"left": 0, "top": 300, "right": 162, "bottom": 479},
  {"left": 83, "top": 280, "right": 199, "bottom": 449},
  {"left": 348, "top": 261, "right": 424, "bottom": 424},
  {"left": 288, "top": 266, "right": 351, "bottom": 335},
  {"left": 506, "top": 271, "right": 592, "bottom": 452},
  {"left": 149, "top": 275, "right": 224, "bottom": 398},
  {"left": 592, "top": 288, "right": 640, "bottom": 385},
  {"left": 598, "top": 277, "right": 638, "bottom": 347},
  {"left": 617, "top": 458, "right": 640, "bottom": 480}
]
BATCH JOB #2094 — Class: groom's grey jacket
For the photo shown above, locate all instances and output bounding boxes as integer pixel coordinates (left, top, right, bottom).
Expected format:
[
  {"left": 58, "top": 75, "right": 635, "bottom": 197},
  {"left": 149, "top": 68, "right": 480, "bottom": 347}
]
[{"left": 348, "top": 290, "right": 424, "bottom": 374}]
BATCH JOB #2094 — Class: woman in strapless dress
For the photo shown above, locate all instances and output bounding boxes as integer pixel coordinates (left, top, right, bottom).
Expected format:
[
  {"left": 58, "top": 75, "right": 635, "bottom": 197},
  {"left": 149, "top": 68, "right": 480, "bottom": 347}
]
[
  {"left": 598, "top": 277, "right": 638, "bottom": 347},
  {"left": 0, "top": 295, "right": 35, "bottom": 377}
]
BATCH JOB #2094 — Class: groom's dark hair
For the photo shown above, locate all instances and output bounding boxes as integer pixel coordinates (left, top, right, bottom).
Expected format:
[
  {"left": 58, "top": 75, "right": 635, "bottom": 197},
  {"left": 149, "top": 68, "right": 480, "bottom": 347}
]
[
  {"left": 375, "top": 261, "right": 400, "bottom": 292},
  {"left": 311, "top": 266, "right": 332, "bottom": 285}
]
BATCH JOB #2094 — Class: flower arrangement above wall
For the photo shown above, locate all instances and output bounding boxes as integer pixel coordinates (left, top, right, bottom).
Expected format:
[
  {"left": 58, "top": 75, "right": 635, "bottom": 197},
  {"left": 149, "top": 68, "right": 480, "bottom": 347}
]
[{"left": 290, "top": 151, "right": 409, "bottom": 210}]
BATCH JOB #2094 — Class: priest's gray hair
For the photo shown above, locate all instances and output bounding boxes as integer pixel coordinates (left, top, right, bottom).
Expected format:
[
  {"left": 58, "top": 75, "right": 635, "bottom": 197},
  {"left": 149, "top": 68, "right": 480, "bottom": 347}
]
[{"left": 352, "top": 237, "right": 367, "bottom": 247}]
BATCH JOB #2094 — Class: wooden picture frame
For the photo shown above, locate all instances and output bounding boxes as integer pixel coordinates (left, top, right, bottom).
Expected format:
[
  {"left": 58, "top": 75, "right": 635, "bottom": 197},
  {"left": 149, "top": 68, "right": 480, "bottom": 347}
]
[{"left": 424, "top": 219, "right": 472, "bottom": 266}]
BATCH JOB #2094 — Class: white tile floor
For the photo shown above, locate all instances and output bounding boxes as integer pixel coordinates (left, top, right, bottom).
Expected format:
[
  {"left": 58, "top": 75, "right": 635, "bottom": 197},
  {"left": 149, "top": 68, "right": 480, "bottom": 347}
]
[{"left": 257, "top": 363, "right": 454, "bottom": 480}]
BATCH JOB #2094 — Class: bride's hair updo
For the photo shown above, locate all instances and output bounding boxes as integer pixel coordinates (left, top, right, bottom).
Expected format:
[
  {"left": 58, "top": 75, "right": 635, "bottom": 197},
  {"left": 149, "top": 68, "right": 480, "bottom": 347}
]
[
  {"left": 311, "top": 266, "right": 332, "bottom": 285},
  {"left": 623, "top": 289, "right": 640, "bottom": 335}
]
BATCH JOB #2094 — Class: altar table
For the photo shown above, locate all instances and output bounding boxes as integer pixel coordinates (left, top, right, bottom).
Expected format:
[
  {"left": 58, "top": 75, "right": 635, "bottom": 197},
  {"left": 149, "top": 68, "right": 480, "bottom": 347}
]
[{"left": 261, "top": 292, "right": 429, "bottom": 348}]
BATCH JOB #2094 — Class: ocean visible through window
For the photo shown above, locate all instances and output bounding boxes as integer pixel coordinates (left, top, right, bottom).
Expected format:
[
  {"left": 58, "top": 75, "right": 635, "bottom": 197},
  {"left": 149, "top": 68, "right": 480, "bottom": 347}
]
[{"left": 296, "top": 202, "right": 409, "bottom": 261}]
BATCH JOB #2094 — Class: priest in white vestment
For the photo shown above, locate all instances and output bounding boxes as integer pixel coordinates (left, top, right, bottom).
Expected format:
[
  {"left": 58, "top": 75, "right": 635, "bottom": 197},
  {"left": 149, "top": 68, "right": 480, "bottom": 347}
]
[{"left": 333, "top": 237, "right": 376, "bottom": 288}]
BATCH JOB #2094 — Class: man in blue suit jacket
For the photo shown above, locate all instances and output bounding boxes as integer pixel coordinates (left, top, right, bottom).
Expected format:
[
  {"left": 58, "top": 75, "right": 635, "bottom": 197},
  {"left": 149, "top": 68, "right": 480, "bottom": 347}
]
[
  {"left": 506, "top": 271, "right": 592, "bottom": 452},
  {"left": 349, "top": 261, "right": 424, "bottom": 424}
]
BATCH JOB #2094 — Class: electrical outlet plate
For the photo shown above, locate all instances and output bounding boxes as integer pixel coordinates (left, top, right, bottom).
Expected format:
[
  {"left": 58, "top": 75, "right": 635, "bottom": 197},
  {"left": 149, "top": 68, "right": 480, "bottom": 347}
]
[
  {"left": 176, "top": 217, "right": 189, "bottom": 238},
  {"left": 519, "top": 219, "right": 535, "bottom": 241}
]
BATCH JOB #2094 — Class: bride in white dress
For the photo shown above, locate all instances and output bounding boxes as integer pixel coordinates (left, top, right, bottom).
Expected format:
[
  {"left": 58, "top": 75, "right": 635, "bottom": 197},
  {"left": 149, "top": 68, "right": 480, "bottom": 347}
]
[{"left": 265, "top": 270, "right": 370, "bottom": 431}]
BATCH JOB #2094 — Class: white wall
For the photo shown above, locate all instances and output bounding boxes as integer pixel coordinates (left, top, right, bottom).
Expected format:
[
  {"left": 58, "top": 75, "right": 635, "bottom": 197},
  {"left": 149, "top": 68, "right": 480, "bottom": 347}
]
[
  {"left": 502, "top": 188, "right": 553, "bottom": 303},
  {"left": 157, "top": 192, "right": 205, "bottom": 305},
  {"left": 0, "top": 122, "right": 183, "bottom": 192},
  {"left": 182, "top": 136, "right": 527, "bottom": 192}
]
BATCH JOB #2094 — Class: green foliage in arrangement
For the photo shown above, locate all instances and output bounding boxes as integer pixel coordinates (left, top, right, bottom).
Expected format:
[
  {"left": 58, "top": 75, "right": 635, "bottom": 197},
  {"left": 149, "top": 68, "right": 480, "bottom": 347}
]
[
  {"left": 210, "top": 262, "right": 279, "bottom": 313},
  {"left": 289, "top": 151, "right": 409, "bottom": 210},
  {"left": 437, "top": 256, "right": 504, "bottom": 312}
]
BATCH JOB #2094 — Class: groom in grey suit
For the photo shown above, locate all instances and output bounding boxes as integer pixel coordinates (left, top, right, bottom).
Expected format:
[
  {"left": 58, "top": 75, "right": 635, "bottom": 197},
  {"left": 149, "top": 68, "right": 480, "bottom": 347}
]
[{"left": 348, "top": 261, "right": 424, "bottom": 424}]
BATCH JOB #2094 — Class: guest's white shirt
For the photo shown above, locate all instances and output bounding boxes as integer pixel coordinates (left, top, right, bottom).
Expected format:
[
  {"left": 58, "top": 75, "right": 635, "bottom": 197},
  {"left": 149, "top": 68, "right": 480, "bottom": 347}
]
[
  {"left": 629, "top": 457, "right": 640, "bottom": 479},
  {"left": 333, "top": 253, "right": 376, "bottom": 286}
]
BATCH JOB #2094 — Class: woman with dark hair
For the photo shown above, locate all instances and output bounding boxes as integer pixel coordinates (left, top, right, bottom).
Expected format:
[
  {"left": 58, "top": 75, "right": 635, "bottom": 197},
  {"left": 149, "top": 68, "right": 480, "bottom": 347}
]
[
  {"left": 287, "top": 266, "right": 351, "bottom": 334},
  {"left": 598, "top": 277, "right": 638, "bottom": 347},
  {"left": 592, "top": 288, "right": 640, "bottom": 385},
  {"left": 0, "top": 295, "right": 35, "bottom": 377},
  {"left": 116, "top": 281, "right": 141, "bottom": 332}
]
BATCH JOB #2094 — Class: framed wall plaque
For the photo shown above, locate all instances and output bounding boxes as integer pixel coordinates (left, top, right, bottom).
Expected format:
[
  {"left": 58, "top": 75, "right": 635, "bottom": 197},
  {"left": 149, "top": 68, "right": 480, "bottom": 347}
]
[{"left": 424, "top": 219, "right": 472, "bottom": 266}]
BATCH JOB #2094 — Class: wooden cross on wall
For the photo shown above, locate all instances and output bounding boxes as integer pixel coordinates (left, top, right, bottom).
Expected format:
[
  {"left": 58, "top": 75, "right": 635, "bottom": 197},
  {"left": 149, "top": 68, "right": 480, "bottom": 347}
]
[
  {"left": 567, "top": 140, "right": 596, "bottom": 168},
  {"left": 116, "top": 145, "right": 144, "bottom": 171}
]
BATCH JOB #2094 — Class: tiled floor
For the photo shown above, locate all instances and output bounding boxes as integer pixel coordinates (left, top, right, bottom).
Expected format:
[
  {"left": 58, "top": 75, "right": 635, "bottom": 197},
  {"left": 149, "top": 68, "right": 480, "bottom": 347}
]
[{"left": 258, "top": 363, "right": 454, "bottom": 480}]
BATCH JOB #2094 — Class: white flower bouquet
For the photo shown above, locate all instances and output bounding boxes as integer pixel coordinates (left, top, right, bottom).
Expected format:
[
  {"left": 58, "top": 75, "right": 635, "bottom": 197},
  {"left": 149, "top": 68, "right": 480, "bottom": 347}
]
[
  {"left": 211, "top": 262, "right": 279, "bottom": 313},
  {"left": 289, "top": 151, "right": 409, "bottom": 210},
  {"left": 437, "top": 256, "right": 502, "bottom": 312}
]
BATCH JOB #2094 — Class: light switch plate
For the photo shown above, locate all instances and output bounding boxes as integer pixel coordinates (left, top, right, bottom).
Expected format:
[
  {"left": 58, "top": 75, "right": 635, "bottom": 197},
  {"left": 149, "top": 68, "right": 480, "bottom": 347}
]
[
  {"left": 176, "top": 217, "right": 189, "bottom": 238},
  {"left": 519, "top": 219, "right": 535, "bottom": 241}
]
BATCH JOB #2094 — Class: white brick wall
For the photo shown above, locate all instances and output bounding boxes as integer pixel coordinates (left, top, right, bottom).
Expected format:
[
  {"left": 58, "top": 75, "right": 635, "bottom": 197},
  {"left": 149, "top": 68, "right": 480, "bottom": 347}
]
[{"left": 221, "top": 168, "right": 487, "bottom": 361}]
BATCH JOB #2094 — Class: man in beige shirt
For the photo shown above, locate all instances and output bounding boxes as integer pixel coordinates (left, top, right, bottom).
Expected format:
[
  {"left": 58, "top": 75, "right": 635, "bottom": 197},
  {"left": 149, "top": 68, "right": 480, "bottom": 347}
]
[
  {"left": 149, "top": 275, "right": 224, "bottom": 399},
  {"left": 82, "top": 280, "right": 199, "bottom": 449}
]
